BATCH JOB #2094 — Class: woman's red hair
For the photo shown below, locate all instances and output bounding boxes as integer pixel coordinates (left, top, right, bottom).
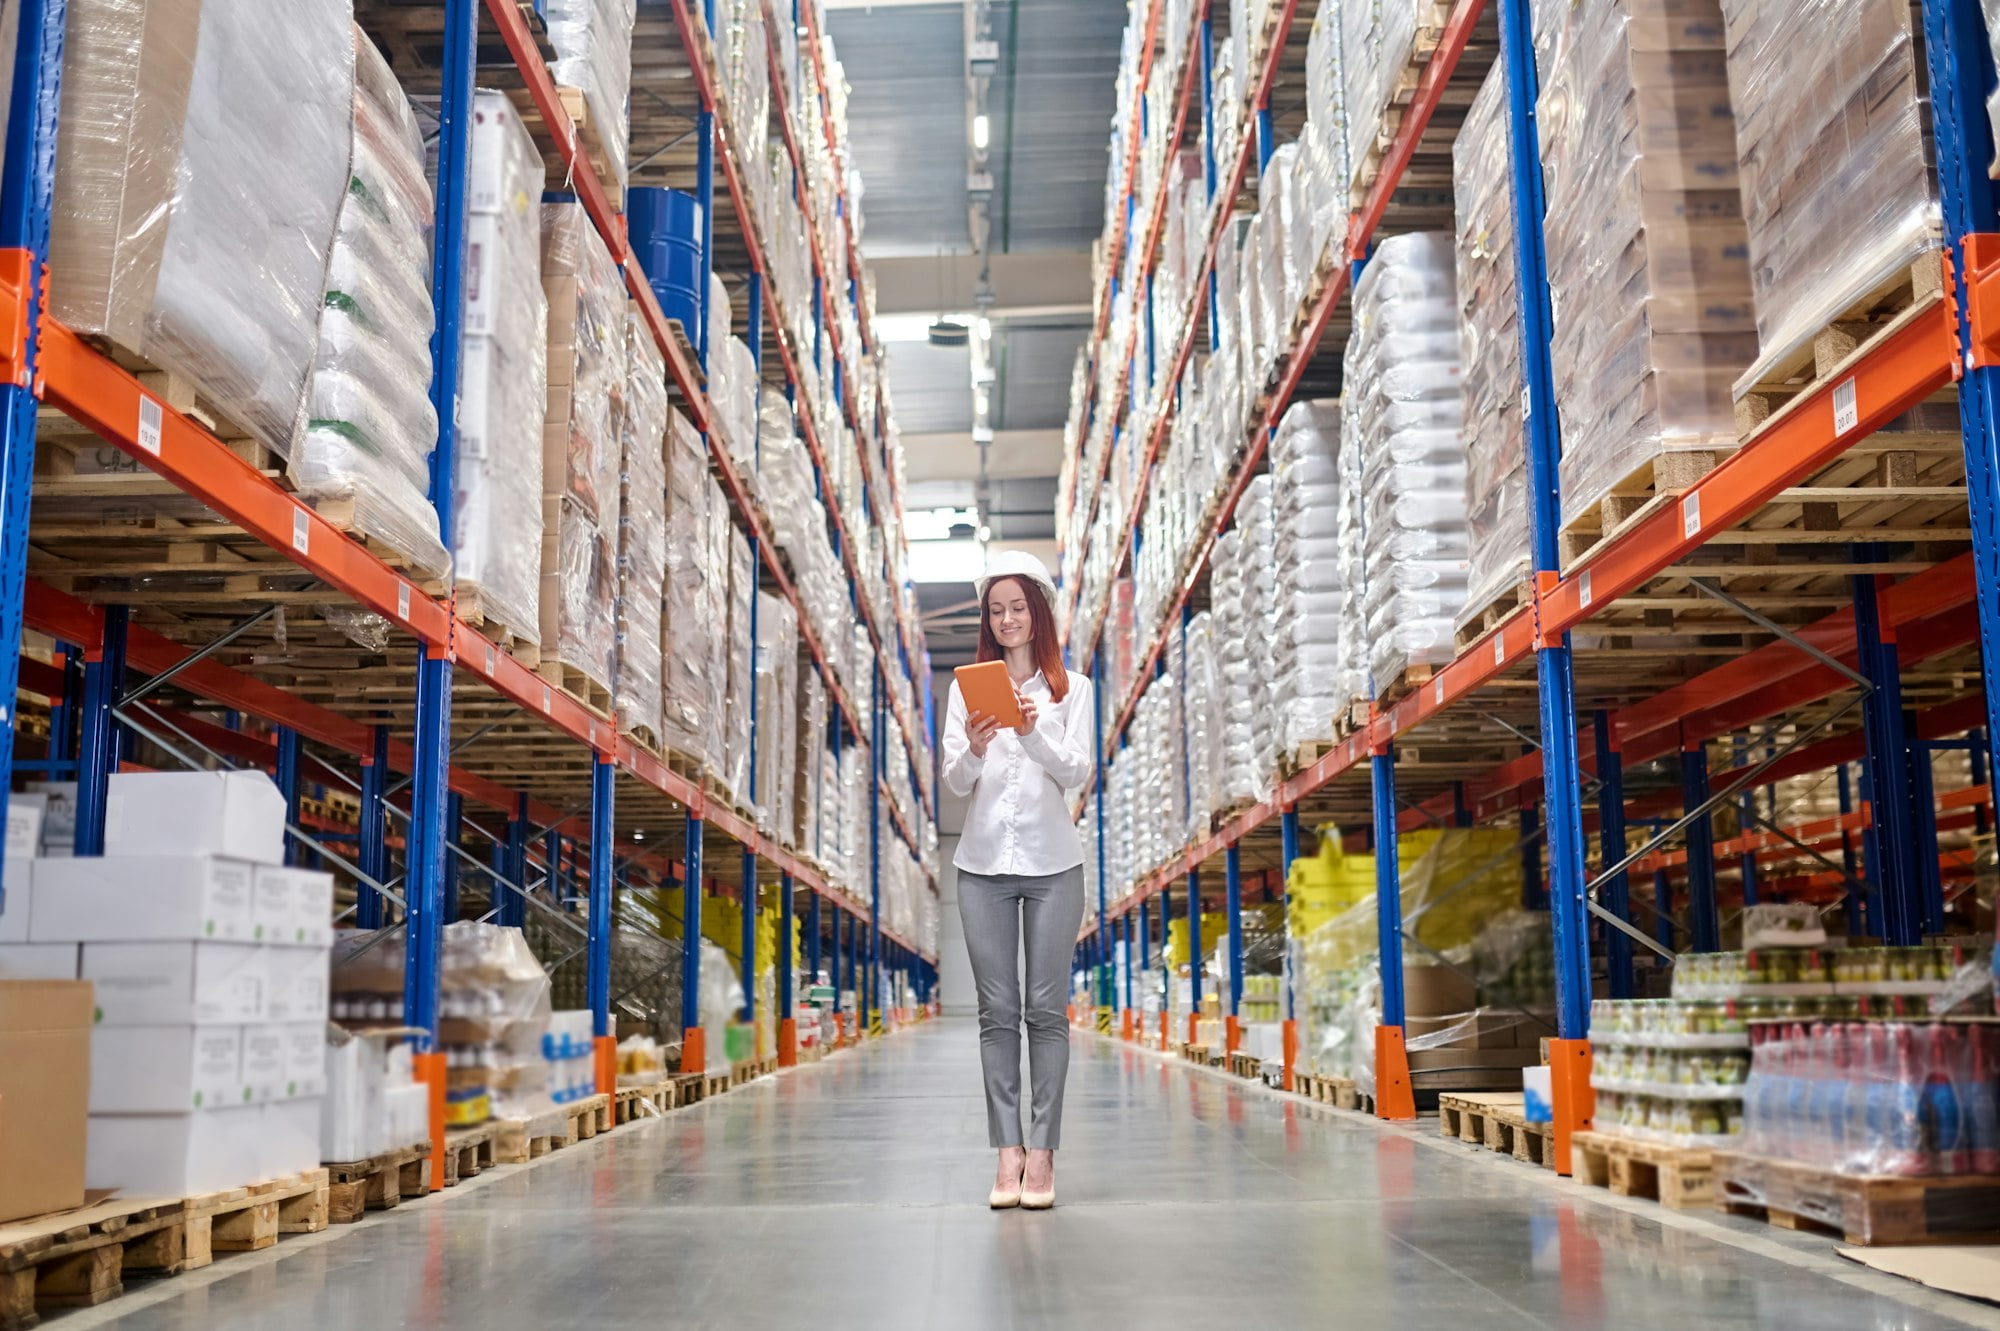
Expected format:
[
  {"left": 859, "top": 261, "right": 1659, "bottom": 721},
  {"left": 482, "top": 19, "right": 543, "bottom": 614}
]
[{"left": 976, "top": 575, "right": 1069, "bottom": 702}]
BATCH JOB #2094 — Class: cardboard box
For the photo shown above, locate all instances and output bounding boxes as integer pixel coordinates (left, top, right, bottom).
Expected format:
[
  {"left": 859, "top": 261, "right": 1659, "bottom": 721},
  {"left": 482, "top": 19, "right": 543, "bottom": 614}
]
[
  {"left": 252, "top": 866, "right": 334, "bottom": 947},
  {"left": 263, "top": 1098, "right": 322, "bottom": 1179},
  {"left": 281, "top": 1022, "right": 326, "bottom": 1099},
  {"left": 83, "top": 941, "right": 264, "bottom": 1025},
  {"left": 1406, "top": 1048, "right": 1541, "bottom": 1071},
  {"left": 0, "top": 857, "right": 30, "bottom": 942},
  {"left": 1402, "top": 964, "right": 1478, "bottom": 1018},
  {"left": 0, "top": 943, "right": 79, "bottom": 980},
  {"left": 89, "top": 1025, "right": 245, "bottom": 1113},
  {"left": 86, "top": 1106, "right": 262, "bottom": 1197},
  {"left": 6, "top": 795, "right": 44, "bottom": 858},
  {"left": 104, "top": 771, "right": 285, "bottom": 866},
  {"left": 242, "top": 1024, "right": 287, "bottom": 1102},
  {"left": 0, "top": 980, "right": 92, "bottom": 1222},
  {"left": 31, "top": 856, "right": 257, "bottom": 942},
  {"left": 265, "top": 946, "right": 330, "bottom": 1023},
  {"left": 24, "top": 782, "right": 75, "bottom": 852}
]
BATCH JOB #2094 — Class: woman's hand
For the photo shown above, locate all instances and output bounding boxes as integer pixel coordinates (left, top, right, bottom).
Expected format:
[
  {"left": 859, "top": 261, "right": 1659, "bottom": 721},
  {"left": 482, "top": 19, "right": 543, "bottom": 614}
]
[
  {"left": 1014, "top": 690, "right": 1038, "bottom": 736},
  {"left": 966, "top": 710, "right": 1005, "bottom": 758}
]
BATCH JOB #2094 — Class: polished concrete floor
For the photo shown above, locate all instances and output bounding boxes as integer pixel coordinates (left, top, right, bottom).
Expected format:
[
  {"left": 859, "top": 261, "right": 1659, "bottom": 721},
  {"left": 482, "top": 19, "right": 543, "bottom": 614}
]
[{"left": 66, "top": 1019, "right": 2000, "bottom": 1330}]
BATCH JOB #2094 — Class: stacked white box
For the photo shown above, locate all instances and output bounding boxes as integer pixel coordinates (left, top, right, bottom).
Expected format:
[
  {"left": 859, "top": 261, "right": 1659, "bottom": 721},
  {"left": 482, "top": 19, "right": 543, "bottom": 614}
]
[{"left": 1269, "top": 400, "right": 1346, "bottom": 756}]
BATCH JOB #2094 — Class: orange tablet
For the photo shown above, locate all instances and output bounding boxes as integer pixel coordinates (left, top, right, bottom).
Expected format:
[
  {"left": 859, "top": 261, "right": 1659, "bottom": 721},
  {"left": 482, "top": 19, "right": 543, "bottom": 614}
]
[{"left": 954, "top": 661, "right": 1025, "bottom": 730}]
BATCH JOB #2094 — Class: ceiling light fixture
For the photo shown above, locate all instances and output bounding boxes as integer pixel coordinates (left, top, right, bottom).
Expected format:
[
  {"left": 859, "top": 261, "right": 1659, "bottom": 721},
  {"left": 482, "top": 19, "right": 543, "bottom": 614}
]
[{"left": 972, "top": 113, "right": 990, "bottom": 150}]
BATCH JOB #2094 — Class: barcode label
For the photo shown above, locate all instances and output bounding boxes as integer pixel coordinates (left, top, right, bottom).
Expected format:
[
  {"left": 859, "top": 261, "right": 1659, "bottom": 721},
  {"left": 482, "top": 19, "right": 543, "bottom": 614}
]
[
  {"left": 1682, "top": 493, "right": 1701, "bottom": 539},
  {"left": 1521, "top": 384, "right": 1532, "bottom": 420},
  {"left": 485, "top": 646, "right": 496, "bottom": 674},
  {"left": 137, "top": 396, "right": 163, "bottom": 455},
  {"left": 1579, "top": 570, "right": 1593, "bottom": 609},
  {"left": 1434, "top": 676, "right": 1444, "bottom": 705},
  {"left": 542, "top": 685, "right": 552, "bottom": 714},
  {"left": 1833, "top": 378, "right": 1858, "bottom": 435},
  {"left": 291, "top": 507, "right": 309, "bottom": 554},
  {"left": 1494, "top": 634, "right": 1505, "bottom": 666},
  {"left": 397, "top": 584, "right": 411, "bottom": 621}
]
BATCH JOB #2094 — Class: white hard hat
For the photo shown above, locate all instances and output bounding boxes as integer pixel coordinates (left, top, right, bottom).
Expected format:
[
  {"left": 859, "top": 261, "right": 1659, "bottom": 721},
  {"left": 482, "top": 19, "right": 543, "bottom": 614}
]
[{"left": 974, "top": 549, "right": 1058, "bottom": 608}]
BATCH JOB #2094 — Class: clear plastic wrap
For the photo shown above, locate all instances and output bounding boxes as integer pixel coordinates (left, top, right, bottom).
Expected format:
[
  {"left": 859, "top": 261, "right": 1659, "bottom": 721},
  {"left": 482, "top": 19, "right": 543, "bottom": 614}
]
[
  {"left": 617, "top": 307, "right": 668, "bottom": 745},
  {"left": 540, "top": 202, "right": 626, "bottom": 693},
  {"left": 1215, "top": 475, "right": 1279, "bottom": 806},
  {"left": 1453, "top": 68, "right": 1527, "bottom": 628},
  {"left": 721, "top": 525, "right": 755, "bottom": 803},
  {"left": 1341, "top": 0, "right": 1427, "bottom": 197},
  {"left": 293, "top": 30, "right": 449, "bottom": 581},
  {"left": 1269, "top": 399, "right": 1345, "bottom": 756},
  {"left": 1718, "top": 0, "right": 1941, "bottom": 395},
  {"left": 1538, "top": 0, "right": 1756, "bottom": 528},
  {"left": 754, "top": 591, "right": 799, "bottom": 830},
  {"left": 545, "top": 0, "right": 636, "bottom": 191},
  {"left": 50, "top": 0, "right": 353, "bottom": 455},
  {"left": 1349, "top": 233, "right": 1469, "bottom": 691},
  {"left": 661, "top": 409, "right": 717, "bottom": 760},
  {"left": 456, "top": 91, "right": 548, "bottom": 645}
]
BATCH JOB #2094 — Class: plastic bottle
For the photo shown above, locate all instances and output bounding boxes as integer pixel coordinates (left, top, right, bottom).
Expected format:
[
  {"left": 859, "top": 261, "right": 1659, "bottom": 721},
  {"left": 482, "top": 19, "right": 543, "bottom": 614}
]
[
  {"left": 1880, "top": 1024, "right": 1929, "bottom": 1177},
  {"left": 1810, "top": 1024, "right": 1851, "bottom": 1169},
  {"left": 1921, "top": 1025, "right": 1968, "bottom": 1176}
]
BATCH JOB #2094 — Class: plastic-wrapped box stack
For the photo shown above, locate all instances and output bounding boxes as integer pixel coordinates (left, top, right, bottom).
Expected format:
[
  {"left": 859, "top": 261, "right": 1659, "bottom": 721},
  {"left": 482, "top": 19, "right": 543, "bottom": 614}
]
[
  {"left": 720, "top": 526, "right": 755, "bottom": 804},
  {"left": 718, "top": 0, "right": 771, "bottom": 178},
  {"left": 1718, "top": 0, "right": 1940, "bottom": 398},
  {"left": 1349, "top": 233, "right": 1468, "bottom": 691},
  {"left": 1340, "top": 0, "right": 1429, "bottom": 199},
  {"left": 662, "top": 409, "right": 719, "bottom": 762},
  {"left": 1182, "top": 610, "right": 1223, "bottom": 838},
  {"left": 541, "top": 203, "right": 626, "bottom": 699},
  {"left": 50, "top": 0, "right": 351, "bottom": 458},
  {"left": 294, "top": 33, "right": 448, "bottom": 582},
  {"left": 755, "top": 592, "right": 799, "bottom": 834},
  {"left": 1216, "top": 475, "right": 1277, "bottom": 806},
  {"left": 1302, "top": 4, "right": 1351, "bottom": 272},
  {"left": 545, "top": 0, "right": 636, "bottom": 191},
  {"left": 1332, "top": 404, "right": 1371, "bottom": 707},
  {"left": 457, "top": 92, "right": 549, "bottom": 646},
  {"left": 616, "top": 309, "right": 669, "bottom": 747},
  {"left": 1453, "top": 69, "right": 1527, "bottom": 630},
  {"left": 1268, "top": 400, "right": 1345, "bottom": 759},
  {"left": 1538, "top": 0, "right": 1756, "bottom": 531},
  {"left": 794, "top": 671, "right": 827, "bottom": 857}
]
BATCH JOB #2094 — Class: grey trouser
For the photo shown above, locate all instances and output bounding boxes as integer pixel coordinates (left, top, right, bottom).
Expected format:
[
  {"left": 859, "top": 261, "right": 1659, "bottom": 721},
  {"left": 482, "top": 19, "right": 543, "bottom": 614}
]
[{"left": 957, "top": 864, "right": 1087, "bottom": 1149}]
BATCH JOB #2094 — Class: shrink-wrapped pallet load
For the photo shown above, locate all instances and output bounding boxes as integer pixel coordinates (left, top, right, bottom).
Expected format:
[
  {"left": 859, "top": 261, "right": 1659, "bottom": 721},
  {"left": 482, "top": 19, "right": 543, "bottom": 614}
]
[
  {"left": 1718, "top": 0, "right": 1940, "bottom": 398},
  {"left": 755, "top": 592, "right": 799, "bottom": 834},
  {"left": 794, "top": 670, "right": 827, "bottom": 857},
  {"left": 1183, "top": 609, "right": 1224, "bottom": 838},
  {"left": 295, "top": 31, "right": 449, "bottom": 582},
  {"left": 1332, "top": 396, "right": 1372, "bottom": 709},
  {"left": 661, "top": 409, "right": 718, "bottom": 760},
  {"left": 545, "top": 0, "right": 637, "bottom": 190},
  {"left": 1341, "top": 0, "right": 1431, "bottom": 199},
  {"left": 50, "top": 0, "right": 351, "bottom": 456},
  {"left": 1349, "top": 233, "right": 1467, "bottom": 691},
  {"left": 616, "top": 308, "right": 669, "bottom": 747},
  {"left": 1453, "top": 68, "right": 1526, "bottom": 629},
  {"left": 541, "top": 203, "right": 626, "bottom": 700},
  {"left": 1269, "top": 400, "right": 1346, "bottom": 759},
  {"left": 720, "top": 526, "right": 756, "bottom": 804},
  {"left": 457, "top": 92, "right": 549, "bottom": 646},
  {"left": 1538, "top": 0, "right": 1756, "bottom": 531}
]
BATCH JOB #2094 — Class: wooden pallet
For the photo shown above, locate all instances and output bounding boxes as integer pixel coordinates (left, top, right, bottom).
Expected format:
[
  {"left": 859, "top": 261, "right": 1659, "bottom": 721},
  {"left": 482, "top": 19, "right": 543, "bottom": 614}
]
[
  {"left": 1437, "top": 1093, "right": 1552, "bottom": 1168},
  {"left": 358, "top": 1, "right": 554, "bottom": 84},
  {"left": 0, "top": 1196, "right": 187, "bottom": 1330},
  {"left": 1558, "top": 448, "right": 1723, "bottom": 570},
  {"left": 671, "top": 1071, "right": 708, "bottom": 1105},
  {"left": 1345, "top": 0, "right": 1469, "bottom": 209},
  {"left": 324, "top": 1143, "right": 432, "bottom": 1224},
  {"left": 702, "top": 1072, "right": 732, "bottom": 1100},
  {"left": 1376, "top": 660, "right": 1438, "bottom": 706},
  {"left": 1184, "top": 1042, "right": 1212, "bottom": 1067},
  {"left": 453, "top": 587, "right": 541, "bottom": 670},
  {"left": 179, "top": 1171, "right": 330, "bottom": 1268},
  {"left": 1571, "top": 1131, "right": 1714, "bottom": 1210},
  {"left": 441, "top": 1119, "right": 505, "bottom": 1186},
  {"left": 536, "top": 658, "right": 613, "bottom": 718},
  {"left": 613, "top": 1079, "right": 674, "bottom": 1126},
  {"left": 1228, "top": 1051, "right": 1263, "bottom": 1080},
  {"left": 1714, "top": 1152, "right": 2000, "bottom": 1245},
  {"left": 309, "top": 495, "right": 450, "bottom": 594},
  {"left": 506, "top": 84, "right": 625, "bottom": 192},
  {"left": 1281, "top": 738, "right": 1331, "bottom": 776},
  {"left": 1734, "top": 249, "right": 1948, "bottom": 436},
  {"left": 1453, "top": 577, "right": 1534, "bottom": 656}
]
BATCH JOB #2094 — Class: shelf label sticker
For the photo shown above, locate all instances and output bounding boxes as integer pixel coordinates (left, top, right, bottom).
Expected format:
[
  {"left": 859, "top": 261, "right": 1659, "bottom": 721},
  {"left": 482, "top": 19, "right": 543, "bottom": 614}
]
[
  {"left": 1682, "top": 492, "right": 1701, "bottom": 539},
  {"left": 1434, "top": 675, "right": 1445, "bottom": 705},
  {"left": 1579, "top": 569, "right": 1593, "bottom": 609},
  {"left": 1494, "top": 633, "right": 1506, "bottom": 667},
  {"left": 542, "top": 684, "right": 552, "bottom": 714},
  {"left": 485, "top": 645, "right": 496, "bottom": 675},
  {"left": 1833, "top": 377, "right": 1858, "bottom": 435},
  {"left": 137, "top": 395, "right": 163, "bottom": 456},
  {"left": 397, "top": 584, "right": 410, "bottom": 621},
  {"left": 291, "top": 507, "right": 309, "bottom": 555},
  {"left": 1520, "top": 383, "right": 1532, "bottom": 421}
]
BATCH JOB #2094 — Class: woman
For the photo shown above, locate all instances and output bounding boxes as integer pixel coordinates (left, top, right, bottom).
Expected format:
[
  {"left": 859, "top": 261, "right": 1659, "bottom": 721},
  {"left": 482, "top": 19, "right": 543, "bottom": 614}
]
[{"left": 941, "top": 549, "right": 1094, "bottom": 1211}]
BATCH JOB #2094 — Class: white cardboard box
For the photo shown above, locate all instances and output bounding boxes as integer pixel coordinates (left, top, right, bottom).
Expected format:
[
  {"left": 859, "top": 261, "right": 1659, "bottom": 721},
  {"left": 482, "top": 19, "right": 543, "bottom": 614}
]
[
  {"left": 87, "top": 1105, "right": 263, "bottom": 1196},
  {"left": 281, "top": 1022, "right": 326, "bottom": 1099},
  {"left": 264, "top": 946, "right": 330, "bottom": 1023},
  {"left": 0, "top": 856, "right": 29, "bottom": 943},
  {"left": 468, "top": 89, "right": 529, "bottom": 215},
  {"left": 6, "top": 795, "right": 45, "bottom": 858},
  {"left": 0, "top": 942, "right": 79, "bottom": 979},
  {"left": 24, "top": 782, "right": 75, "bottom": 851},
  {"left": 84, "top": 942, "right": 264, "bottom": 1025},
  {"left": 263, "top": 1098, "right": 323, "bottom": 1179},
  {"left": 241, "top": 1024, "right": 288, "bottom": 1102},
  {"left": 90, "top": 1025, "right": 245, "bottom": 1113},
  {"left": 254, "top": 866, "right": 333, "bottom": 947},
  {"left": 31, "top": 856, "right": 256, "bottom": 942},
  {"left": 105, "top": 771, "right": 285, "bottom": 866}
]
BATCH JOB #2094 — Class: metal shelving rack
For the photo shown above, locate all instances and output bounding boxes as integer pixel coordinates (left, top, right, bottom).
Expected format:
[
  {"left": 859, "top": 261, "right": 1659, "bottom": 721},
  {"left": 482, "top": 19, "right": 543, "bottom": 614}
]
[
  {"left": 1061, "top": 0, "right": 2000, "bottom": 1172},
  {"left": 0, "top": 0, "right": 940, "bottom": 1185}
]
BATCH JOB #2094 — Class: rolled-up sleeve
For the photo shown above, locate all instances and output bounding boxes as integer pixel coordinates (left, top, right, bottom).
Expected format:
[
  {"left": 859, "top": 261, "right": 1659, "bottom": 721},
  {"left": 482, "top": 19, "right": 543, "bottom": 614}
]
[
  {"left": 1018, "top": 674, "right": 1094, "bottom": 792},
  {"left": 939, "top": 680, "right": 986, "bottom": 798}
]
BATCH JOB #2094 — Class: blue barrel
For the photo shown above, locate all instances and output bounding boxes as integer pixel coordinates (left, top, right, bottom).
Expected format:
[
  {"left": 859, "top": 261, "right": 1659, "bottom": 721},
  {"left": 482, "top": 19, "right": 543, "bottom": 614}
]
[{"left": 626, "top": 187, "right": 706, "bottom": 336}]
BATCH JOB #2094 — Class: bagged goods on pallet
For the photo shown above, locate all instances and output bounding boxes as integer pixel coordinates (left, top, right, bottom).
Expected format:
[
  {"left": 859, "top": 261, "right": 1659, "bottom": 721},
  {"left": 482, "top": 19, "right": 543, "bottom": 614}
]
[
  {"left": 459, "top": 91, "right": 549, "bottom": 646},
  {"left": 1215, "top": 476, "right": 1278, "bottom": 807},
  {"left": 793, "top": 670, "right": 827, "bottom": 858},
  {"left": 754, "top": 592, "right": 800, "bottom": 833},
  {"left": 293, "top": 29, "right": 448, "bottom": 582},
  {"left": 1332, "top": 390, "right": 1372, "bottom": 708},
  {"left": 717, "top": 0, "right": 771, "bottom": 176},
  {"left": 720, "top": 525, "right": 756, "bottom": 803},
  {"left": 616, "top": 307, "right": 669, "bottom": 746},
  {"left": 1538, "top": 0, "right": 1756, "bottom": 528},
  {"left": 545, "top": 0, "right": 636, "bottom": 190},
  {"left": 1718, "top": 0, "right": 1940, "bottom": 397},
  {"left": 1348, "top": 232, "right": 1468, "bottom": 691},
  {"left": 1269, "top": 400, "right": 1347, "bottom": 757},
  {"left": 661, "top": 408, "right": 719, "bottom": 760},
  {"left": 1302, "top": 4, "right": 1352, "bottom": 269},
  {"left": 1452, "top": 68, "right": 1527, "bottom": 630},
  {"left": 712, "top": 332, "right": 761, "bottom": 484},
  {"left": 1182, "top": 609, "right": 1224, "bottom": 836},
  {"left": 1341, "top": 0, "right": 1436, "bottom": 199},
  {"left": 51, "top": 0, "right": 350, "bottom": 455},
  {"left": 541, "top": 203, "right": 626, "bottom": 697}
]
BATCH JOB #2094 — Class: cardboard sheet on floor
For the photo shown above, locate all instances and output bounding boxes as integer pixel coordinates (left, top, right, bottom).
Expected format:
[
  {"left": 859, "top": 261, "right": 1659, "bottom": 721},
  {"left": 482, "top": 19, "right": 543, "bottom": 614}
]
[{"left": 1837, "top": 1247, "right": 2000, "bottom": 1307}]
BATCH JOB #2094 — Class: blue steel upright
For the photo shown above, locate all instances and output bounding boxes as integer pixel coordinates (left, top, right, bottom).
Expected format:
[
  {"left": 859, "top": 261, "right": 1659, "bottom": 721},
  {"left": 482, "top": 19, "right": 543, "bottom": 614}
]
[
  {"left": 868, "top": 676, "right": 883, "bottom": 1030},
  {"left": 275, "top": 727, "right": 303, "bottom": 866},
  {"left": 1280, "top": 809, "right": 1299, "bottom": 1022},
  {"left": 1093, "top": 656, "right": 1111, "bottom": 1010},
  {"left": 1591, "top": 711, "right": 1633, "bottom": 998},
  {"left": 1681, "top": 737, "right": 1721, "bottom": 952},
  {"left": 682, "top": 811, "right": 705, "bottom": 1041},
  {"left": 1851, "top": 552, "right": 1921, "bottom": 944},
  {"left": 358, "top": 725, "right": 391, "bottom": 928},
  {"left": 1224, "top": 842, "right": 1243, "bottom": 1027},
  {"left": 588, "top": 757, "right": 614, "bottom": 1043},
  {"left": 742, "top": 541, "right": 761, "bottom": 1024},
  {"left": 0, "top": 0, "right": 68, "bottom": 895},
  {"left": 73, "top": 607, "right": 127, "bottom": 856},
  {"left": 1917, "top": 0, "right": 2000, "bottom": 983},
  {"left": 1498, "top": 0, "right": 1591, "bottom": 1043},
  {"left": 406, "top": 0, "right": 476, "bottom": 1056},
  {"left": 1371, "top": 747, "right": 1405, "bottom": 1029}
]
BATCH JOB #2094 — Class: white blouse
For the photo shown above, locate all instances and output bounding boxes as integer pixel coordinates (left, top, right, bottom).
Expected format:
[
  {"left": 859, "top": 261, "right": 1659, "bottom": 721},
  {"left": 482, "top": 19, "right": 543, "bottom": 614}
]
[{"left": 940, "top": 667, "right": 1095, "bottom": 877}]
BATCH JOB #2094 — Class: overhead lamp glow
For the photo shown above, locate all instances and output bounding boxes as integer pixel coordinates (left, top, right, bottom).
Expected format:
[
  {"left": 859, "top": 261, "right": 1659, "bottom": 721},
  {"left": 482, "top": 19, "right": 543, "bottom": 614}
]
[
  {"left": 972, "top": 114, "right": 990, "bottom": 150},
  {"left": 976, "top": 316, "right": 991, "bottom": 340}
]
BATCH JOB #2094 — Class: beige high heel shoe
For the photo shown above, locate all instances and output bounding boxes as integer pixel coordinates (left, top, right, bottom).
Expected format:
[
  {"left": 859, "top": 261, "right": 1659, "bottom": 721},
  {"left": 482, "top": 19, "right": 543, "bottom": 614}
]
[
  {"left": 1021, "top": 1152, "right": 1054, "bottom": 1209},
  {"left": 990, "top": 1152, "right": 1024, "bottom": 1208}
]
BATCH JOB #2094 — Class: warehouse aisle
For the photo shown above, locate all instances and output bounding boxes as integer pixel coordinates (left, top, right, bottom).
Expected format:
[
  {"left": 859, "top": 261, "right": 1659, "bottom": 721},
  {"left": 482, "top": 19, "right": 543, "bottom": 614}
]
[{"left": 67, "top": 1023, "right": 1999, "bottom": 1331}]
